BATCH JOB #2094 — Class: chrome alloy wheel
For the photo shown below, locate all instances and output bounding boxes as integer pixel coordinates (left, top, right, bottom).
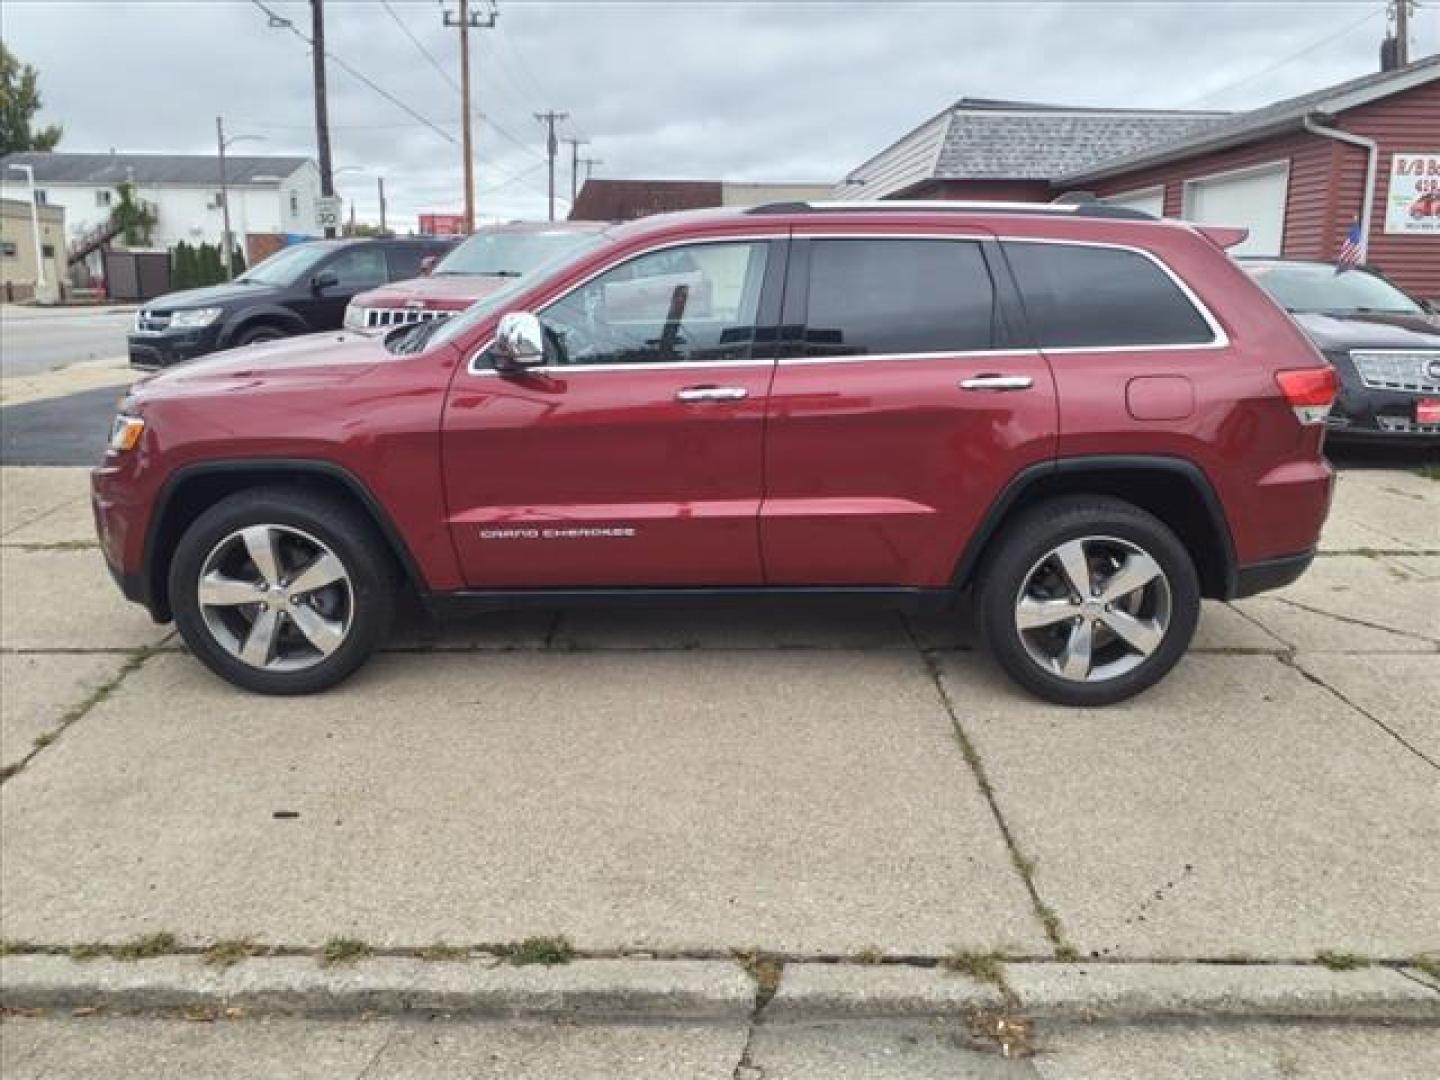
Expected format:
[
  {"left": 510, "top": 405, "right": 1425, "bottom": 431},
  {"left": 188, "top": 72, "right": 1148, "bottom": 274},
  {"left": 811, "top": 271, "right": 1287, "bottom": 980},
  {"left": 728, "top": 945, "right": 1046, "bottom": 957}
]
[
  {"left": 197, "top": 524, "right": 353, "bottom": 672},
  {"left": 1013, "top": 536, "right": 1172, "bottom": 684}
]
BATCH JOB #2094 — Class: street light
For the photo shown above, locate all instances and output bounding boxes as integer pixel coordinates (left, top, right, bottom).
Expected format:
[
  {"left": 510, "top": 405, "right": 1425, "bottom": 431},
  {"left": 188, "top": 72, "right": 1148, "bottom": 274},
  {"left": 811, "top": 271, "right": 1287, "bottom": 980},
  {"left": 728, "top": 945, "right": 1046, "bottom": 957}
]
[
  {"left": 216, "top": 117, "right": 263, "bottom": 280},
  {"left": 6, "top": 163, "right": 47, "bottom": 298}
]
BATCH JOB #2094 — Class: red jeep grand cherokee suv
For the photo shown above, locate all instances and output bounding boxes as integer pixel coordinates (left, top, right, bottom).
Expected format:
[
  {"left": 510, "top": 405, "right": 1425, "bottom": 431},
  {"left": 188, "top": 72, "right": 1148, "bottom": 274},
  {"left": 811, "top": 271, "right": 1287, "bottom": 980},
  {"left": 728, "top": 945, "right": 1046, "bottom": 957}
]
[{"left": 93, "top": 201, "right": 1336, "bottom": 705}]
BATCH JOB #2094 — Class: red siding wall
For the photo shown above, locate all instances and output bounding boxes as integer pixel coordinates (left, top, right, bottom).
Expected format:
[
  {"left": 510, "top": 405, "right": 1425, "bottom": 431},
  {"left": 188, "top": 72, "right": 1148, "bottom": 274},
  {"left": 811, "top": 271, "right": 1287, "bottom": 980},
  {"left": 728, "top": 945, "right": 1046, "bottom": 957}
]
[
  {"left": 1341, "top": 79, "right": 1440, "bottom": 300},
  {"left": 1080, "top": 79, "right": 1440, "bottom": 299}
]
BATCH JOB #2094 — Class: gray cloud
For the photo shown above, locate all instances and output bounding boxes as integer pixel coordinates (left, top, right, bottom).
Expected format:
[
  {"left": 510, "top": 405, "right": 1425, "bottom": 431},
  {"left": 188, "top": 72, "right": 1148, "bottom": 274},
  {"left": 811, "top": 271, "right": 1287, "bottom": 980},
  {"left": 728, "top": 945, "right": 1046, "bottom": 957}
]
[{"left": 4, "top": 0, "right": 1435, "bottom": 229}]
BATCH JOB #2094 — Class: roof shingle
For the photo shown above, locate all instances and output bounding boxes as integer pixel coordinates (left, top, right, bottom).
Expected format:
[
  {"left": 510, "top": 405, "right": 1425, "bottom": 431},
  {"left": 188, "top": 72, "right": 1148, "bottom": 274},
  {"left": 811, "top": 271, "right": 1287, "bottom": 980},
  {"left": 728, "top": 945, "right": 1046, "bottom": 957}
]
[{"left": 0, "top": 152, "right": 312, "bottom": 186}]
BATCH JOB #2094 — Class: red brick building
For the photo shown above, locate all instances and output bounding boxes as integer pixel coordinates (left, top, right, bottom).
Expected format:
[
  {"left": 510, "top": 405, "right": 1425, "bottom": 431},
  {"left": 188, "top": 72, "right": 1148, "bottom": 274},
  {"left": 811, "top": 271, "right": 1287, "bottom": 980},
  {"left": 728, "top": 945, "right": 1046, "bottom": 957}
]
[{"left": 837, "top": 57, "right": 1440, "bottom": 299}]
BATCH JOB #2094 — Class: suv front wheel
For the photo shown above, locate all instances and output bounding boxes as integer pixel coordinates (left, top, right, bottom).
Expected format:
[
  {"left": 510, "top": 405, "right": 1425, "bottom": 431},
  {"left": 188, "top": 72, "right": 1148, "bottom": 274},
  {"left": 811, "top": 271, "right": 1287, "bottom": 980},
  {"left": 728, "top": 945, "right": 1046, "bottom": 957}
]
[
  {"left": 169, "top": 488, "right": 396, "bottom": 694},
  {"left": 979, "top": 496, "right": 1200, "bottom": 707}
]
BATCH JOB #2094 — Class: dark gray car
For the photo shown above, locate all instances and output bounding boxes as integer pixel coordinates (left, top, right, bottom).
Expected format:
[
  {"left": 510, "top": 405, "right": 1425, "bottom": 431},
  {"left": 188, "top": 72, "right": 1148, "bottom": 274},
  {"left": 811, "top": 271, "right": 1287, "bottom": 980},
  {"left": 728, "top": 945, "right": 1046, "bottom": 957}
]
[{"left": 1242, "top": 258, "right": 1440, "bottom": 445}]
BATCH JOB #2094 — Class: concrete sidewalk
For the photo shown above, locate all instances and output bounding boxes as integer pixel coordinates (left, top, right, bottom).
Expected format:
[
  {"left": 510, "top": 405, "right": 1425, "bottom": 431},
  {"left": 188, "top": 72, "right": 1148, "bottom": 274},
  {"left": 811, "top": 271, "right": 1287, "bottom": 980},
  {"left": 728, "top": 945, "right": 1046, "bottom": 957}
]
[{"left": 1, "top": 464, "right": 1437, "bottom": 1039}]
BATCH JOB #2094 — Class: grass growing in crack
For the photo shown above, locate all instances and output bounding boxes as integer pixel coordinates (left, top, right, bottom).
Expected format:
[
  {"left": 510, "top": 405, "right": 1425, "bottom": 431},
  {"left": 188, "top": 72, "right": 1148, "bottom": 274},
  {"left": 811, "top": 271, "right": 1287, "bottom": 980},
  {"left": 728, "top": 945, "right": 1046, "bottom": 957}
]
[
  {"left": 497, "top": 936, "right": 574, "bottom": 966},
  {"left": 734, "top": 949, "right": 783, "bottom": 997},
  {"left": 0, "top": 939, "right": 39, "bottom": 956},
  {"left": 203, "top": 938, "right": 263, "bottom": 968},
  {"left": 854, "top": 947, "right": 885, "bottom": 965},
  {"left": 1315, "top": 949, "right": 1370, "bottom": 971},
  {"left": 1412, "top": 954, "right": 1440, "bottom": 980},
  {"left": 2, "top": 647, "right": 157, "bottom": 786},
  {"left": 940, "top": 949, "right": 1007, "bottom": 988},
  {"left": 1417, "top": 465, "right": 1440, "bottom": 482},
  {"left": 111, "top": 932, "right": 177, "bottom": 961},
  {"left": 418, "top": 941, "right": 470, "bottom": 962},
  {"left": 68, "top": 942, "right": 109, "bottom": 961},
  {"left": 320, "top": 938, "right": 372, "bottom": 967}
]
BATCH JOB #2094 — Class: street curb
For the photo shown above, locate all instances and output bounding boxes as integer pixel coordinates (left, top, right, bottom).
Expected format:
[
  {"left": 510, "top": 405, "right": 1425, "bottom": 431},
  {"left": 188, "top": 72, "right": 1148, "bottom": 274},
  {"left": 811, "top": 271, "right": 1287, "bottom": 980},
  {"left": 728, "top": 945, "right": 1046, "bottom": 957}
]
[
  {"left": 0, "top": 956, "right": 755, "bottom": 1020},
  {"left": 2, "top": 958, "right": 1436, "bottom": 1022}
]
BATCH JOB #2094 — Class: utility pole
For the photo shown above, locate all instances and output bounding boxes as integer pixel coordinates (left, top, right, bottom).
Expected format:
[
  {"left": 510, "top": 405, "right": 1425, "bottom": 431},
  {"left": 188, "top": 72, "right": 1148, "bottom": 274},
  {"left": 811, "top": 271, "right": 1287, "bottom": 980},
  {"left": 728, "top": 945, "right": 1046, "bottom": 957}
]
[
  {"left": 1395, "top": 0, "right": 1410, "bottom": 67},
  {"left": 534, "top": 110, "right": 569, "bottom": 221},
  {"left": 445, "top": 1, "right": 498, "bottom": 233},
  {"left": 377, "top": 176, "right": 387, "bottom": 235},
  {"left": 216, "top": 117, "right": 234, "bottom": 279},
  {"left": 564, "top": 137, "right": 587, "bottom": 205},
  {"left": 579, "top": 157, "right": 602, "bottom": 184},
  {"left": 311, "top": 0, "right": 336, "bottom": 237}
]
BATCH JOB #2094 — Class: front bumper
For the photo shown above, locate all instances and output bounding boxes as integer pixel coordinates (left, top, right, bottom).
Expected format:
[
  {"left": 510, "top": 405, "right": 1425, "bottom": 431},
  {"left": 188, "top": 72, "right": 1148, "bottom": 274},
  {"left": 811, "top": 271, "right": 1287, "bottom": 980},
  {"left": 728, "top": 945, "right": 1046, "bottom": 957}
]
[
  {"left": 92, "top": 459, "right": 166, "bottom": 621},
  {"left": 128, "top": 325, "right": 224, "bottom": 370},
  {"left": 1328, "top": 354, "right": 1440, "bottom": 444}
]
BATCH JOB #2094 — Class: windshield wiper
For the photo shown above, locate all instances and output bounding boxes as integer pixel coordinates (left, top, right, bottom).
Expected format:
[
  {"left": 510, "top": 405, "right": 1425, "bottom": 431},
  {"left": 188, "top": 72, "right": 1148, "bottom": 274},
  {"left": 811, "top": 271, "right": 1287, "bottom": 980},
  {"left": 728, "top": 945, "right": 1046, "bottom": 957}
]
[{"left": 387, "top": 318, "right": 445, "bottom": 355}]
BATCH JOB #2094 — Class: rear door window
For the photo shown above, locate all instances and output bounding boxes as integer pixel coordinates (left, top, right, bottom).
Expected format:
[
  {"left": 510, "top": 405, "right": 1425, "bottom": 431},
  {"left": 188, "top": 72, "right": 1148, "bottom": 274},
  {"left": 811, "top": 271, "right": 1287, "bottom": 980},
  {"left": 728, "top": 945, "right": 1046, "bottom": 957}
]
[
  {"left": 800, "top": 239, "right": 996, "bottom": 356},
  {"left": 1002, "top": 241, "right": 1214, "bottom": 348}
]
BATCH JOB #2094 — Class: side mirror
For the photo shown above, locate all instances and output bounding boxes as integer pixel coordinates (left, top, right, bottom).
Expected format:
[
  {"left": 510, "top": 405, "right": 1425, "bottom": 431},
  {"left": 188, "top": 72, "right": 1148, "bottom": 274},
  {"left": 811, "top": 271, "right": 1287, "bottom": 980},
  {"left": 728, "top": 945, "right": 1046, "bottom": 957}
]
[
  {"left": 493, "top": 311, "right": 545, "bottom": 371},
  {"left": 419, "top": 255, "right": 439, "bottom": 276},
  {"left": 311, "top": 269, "right": 339, "bottom": 293}
]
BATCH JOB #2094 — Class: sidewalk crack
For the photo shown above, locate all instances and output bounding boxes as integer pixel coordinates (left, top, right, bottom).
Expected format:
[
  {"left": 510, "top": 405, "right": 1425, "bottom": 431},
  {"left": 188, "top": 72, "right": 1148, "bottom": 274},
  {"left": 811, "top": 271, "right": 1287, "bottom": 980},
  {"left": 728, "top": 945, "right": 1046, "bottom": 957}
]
[
  {"left": 1279, "top": 654, "right": 1438, "bottom": 772},
  {"left": 907, "top": 626, "right": 1076, "bottom": 960}
]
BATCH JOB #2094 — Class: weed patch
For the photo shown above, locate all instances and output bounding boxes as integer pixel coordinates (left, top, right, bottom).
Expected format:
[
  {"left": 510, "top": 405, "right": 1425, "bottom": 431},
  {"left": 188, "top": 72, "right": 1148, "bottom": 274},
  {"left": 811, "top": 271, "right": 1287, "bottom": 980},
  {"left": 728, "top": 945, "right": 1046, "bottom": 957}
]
[
  {"left": 203, "top": 939, "right": 262, "bottom": 968},
  {"left": 320, "top": 938, "right": 372, "bottom": 967},
  {"left": 1315, "top": 949, "right": 1370, "bottom": 971},
  {"left": 498, "top": 936, "right": 574, "bottom": 966}
]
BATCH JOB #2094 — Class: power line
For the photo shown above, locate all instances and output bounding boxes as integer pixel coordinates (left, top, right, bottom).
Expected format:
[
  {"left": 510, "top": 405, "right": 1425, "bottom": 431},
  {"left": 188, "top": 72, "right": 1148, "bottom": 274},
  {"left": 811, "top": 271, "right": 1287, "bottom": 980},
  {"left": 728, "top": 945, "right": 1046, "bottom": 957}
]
[
  {"left": 380, "top": 0, "right": 458, "bottom": 92},
  {"left": 248, "top": 0, "right": 457, "bottom": 146},
  {"left": 1180, "top": 7, "right": 1384, "bottom": 107}
]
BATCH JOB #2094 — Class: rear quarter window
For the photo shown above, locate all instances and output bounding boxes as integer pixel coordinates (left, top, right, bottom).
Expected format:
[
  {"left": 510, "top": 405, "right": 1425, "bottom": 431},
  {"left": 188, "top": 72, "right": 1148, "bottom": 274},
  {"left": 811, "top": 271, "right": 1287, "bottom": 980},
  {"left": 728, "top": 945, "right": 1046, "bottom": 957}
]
[{"left": 1003, "top": 241, "right": 1215, "bottom": 349}]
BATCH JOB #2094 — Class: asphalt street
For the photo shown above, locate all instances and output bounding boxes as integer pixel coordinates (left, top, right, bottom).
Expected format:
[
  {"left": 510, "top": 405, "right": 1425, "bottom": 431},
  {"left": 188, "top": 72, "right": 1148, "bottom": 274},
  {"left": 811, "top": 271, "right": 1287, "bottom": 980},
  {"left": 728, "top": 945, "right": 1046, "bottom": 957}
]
[{"left": 0, "top": 306, "right": 135, "bottom": 378}]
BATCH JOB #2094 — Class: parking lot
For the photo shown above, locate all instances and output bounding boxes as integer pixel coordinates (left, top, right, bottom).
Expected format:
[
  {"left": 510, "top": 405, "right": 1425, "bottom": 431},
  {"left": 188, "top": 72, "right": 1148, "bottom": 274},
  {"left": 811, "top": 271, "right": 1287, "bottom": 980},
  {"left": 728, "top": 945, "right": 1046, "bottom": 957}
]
[{"left": 3, "top": 461, "right": 1436, "bottom": 965}]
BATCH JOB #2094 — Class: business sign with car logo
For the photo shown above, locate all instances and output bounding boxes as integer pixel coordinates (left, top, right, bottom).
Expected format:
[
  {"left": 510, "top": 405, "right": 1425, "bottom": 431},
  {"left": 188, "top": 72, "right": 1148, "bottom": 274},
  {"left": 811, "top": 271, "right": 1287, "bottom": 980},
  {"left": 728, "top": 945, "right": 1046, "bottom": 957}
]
[{"left": 1384, "top": 154, "right": 1440, "bottom": 235}]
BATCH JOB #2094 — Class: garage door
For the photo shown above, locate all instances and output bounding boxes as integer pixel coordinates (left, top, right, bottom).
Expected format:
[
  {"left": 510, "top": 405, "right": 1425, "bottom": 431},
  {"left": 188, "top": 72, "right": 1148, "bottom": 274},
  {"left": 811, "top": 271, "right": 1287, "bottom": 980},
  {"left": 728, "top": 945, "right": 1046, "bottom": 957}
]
[
  {"left": 1183, "top": 162, "right": 1289, "bottom": 257},
  {"left": 1102, "top": 186, "right": 1165, "bottom": 217}
]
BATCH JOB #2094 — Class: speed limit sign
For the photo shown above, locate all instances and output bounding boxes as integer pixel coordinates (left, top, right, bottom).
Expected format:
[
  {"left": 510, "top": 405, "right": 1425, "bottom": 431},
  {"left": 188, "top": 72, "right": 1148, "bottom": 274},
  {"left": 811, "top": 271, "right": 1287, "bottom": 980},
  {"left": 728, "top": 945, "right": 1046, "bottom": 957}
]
[{"left": 315, "top": 195, "right": 343, "bottom": 230}]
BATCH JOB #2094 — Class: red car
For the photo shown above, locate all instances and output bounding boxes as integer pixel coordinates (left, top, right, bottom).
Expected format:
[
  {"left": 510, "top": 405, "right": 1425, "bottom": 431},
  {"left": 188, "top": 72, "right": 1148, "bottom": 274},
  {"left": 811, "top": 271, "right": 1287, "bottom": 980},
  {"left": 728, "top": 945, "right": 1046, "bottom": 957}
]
[
  {"left": 93, "top": 200, "right": 1336, "bottom": 705},
  {"left": 343, "top": 220, "right": 608, "bottom": 330}
]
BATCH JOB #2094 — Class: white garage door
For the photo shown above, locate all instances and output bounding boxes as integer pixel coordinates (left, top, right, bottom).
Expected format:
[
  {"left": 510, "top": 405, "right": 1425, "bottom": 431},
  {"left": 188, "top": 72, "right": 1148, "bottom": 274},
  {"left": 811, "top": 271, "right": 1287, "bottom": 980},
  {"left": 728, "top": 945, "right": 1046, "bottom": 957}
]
[
  {"left": 1103, "top": 186, "right": 1165, "bottom": 217},
  {"left": 1183, "top": 162, "right": 1289, "bottom": 257}
]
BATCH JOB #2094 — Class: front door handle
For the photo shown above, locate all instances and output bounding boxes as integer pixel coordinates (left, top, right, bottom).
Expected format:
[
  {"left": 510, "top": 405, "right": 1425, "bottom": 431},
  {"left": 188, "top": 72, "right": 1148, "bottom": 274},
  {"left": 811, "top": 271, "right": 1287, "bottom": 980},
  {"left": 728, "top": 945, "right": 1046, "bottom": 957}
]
[
  {"left": 676, "top": 386, "right": 749, "bottom": 403},
  {"left": 960, "top": 375, "right": 1034, "bottom": 392}
]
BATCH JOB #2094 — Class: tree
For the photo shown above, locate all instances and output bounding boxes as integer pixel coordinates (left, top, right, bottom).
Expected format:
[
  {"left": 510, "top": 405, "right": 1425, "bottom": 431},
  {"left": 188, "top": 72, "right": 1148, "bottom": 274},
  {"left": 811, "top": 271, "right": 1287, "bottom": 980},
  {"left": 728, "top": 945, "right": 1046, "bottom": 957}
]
[
  {"left": 229, "top": 245, "right": 246, "bottom": 278},
  {"left": 171, "top": 241, "right": 195, "bottom": 290},
  {"left": 113, "top": 181, "right": 157, "bottom": 247},
  {"left": 0, "top": 43, "right": 63, "bottom": 155}
]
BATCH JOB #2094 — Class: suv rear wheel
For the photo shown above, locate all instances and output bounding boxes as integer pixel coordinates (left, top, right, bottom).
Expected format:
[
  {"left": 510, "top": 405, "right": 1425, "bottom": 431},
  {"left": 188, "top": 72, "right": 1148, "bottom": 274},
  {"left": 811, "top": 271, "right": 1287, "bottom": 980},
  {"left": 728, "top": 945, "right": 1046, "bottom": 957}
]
[
  {"left": 978, "top": 496, "right": 1200, "bottom": 707},
  {"left": 169, "top": 488, "right": 395, "bottom": 694}
]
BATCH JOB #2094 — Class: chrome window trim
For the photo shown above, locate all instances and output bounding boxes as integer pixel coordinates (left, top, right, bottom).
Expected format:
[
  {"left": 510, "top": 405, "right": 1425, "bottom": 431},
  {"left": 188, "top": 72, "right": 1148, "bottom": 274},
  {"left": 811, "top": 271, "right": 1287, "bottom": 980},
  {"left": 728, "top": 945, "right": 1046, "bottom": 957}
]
[{"left": 464, "top": 229, "right": 1229, "bottom": 375}]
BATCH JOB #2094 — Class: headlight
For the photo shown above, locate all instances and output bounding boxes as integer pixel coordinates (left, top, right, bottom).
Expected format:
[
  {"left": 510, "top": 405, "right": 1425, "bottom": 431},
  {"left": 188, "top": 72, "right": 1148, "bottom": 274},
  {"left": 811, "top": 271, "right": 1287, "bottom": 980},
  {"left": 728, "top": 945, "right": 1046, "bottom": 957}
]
[
  {"left": 169, "top": 307, "right": 222, "bottom": 329},
  {"left": 343, "top": 304, "right": 366, "bottom": 331},
  {"left": 109, "top": 415, "right": 146, "bottom": 452}
]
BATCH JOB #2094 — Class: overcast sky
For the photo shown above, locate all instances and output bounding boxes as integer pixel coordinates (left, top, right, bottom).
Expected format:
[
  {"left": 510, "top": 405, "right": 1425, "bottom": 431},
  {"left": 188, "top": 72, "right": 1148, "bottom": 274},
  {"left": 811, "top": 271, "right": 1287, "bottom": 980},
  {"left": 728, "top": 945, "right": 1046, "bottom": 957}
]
[{"left": 3, "top": 0, "right": 1437, "bottom": 230}]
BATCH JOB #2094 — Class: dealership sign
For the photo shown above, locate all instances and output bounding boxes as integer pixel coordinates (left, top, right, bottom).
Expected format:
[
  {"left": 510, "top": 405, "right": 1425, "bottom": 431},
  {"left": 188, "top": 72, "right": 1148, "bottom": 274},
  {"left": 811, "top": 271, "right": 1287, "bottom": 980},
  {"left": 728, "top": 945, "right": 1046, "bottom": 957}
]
[{"left": 1383, "top": 154, "right": 1440, "bottom": 235}]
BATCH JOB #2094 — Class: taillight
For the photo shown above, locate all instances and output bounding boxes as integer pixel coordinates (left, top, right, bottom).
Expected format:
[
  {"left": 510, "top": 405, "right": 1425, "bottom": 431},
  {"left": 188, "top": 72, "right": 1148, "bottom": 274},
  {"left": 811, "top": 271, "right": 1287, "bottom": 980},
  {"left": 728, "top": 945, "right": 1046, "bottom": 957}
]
[{"left": 1275, "top": 366, "right": 1338, "bottom": 425}]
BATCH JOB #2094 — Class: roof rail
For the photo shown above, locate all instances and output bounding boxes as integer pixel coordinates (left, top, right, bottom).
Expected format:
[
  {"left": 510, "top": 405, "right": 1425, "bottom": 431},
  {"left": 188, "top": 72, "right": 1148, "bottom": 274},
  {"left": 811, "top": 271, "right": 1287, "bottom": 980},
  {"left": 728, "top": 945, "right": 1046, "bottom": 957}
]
[{"left": 744, "top": 199, "right": 1155, "bottom": 221}]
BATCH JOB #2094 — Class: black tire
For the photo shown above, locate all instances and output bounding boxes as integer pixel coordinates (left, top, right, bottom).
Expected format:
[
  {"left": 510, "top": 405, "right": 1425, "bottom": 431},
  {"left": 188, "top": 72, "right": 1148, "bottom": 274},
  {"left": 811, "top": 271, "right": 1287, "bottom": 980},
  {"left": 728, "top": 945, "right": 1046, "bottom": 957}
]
[
  {"left": 235, "top": 324, "right": 287, "bottom": 346},
  {"left": 169, "top": 487, "right": 396, "bottom": 694},
  {"left": 977, "top": 495, "right": 1200, "bottom": 707}
]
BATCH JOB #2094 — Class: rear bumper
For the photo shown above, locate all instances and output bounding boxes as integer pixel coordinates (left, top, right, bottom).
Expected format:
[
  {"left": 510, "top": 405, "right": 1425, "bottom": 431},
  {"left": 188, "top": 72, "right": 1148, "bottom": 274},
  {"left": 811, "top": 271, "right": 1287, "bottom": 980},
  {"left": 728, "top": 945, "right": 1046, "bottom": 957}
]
[{"left": 1232, "top": 549, "right": 1315, "bottom": 599}]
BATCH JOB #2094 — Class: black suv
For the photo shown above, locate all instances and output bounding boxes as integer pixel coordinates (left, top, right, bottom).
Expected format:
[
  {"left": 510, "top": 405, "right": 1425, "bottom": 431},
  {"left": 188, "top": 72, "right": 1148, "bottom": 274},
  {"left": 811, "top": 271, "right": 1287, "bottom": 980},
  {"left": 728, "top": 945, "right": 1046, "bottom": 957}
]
[{"left": 128, "top": 237, "right": 453, "bottom": 370}]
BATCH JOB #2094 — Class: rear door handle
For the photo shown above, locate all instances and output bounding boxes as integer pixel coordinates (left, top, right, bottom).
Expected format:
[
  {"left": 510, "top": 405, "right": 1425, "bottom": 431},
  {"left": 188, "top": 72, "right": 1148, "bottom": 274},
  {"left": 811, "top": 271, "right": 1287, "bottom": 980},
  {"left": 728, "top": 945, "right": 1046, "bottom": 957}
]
[
  {"left": 676, "top": 386, "right": 749, "bottom": 402},
  {"left": 960, "top": 375, "right": 1034, "bottom": 392}
]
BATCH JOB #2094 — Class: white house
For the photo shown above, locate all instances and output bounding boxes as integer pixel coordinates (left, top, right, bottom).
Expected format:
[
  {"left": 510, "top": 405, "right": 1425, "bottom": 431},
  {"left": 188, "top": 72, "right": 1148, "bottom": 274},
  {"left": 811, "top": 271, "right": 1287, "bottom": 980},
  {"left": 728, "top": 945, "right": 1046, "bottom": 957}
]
[{"left": 0, "top": 151, "right": 322, "bottom": 264}]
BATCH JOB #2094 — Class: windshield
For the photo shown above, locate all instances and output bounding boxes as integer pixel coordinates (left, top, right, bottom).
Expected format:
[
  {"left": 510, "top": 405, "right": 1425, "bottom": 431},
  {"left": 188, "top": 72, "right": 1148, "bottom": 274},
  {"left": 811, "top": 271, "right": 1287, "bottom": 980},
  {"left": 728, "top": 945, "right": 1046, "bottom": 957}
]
[
  {"left": 237, "top": 243, "right": 336, "bottom": 287},
  {"left": 410, "top": 233, "right": 612, "bottom": 353},
  {"left": 1245, "top": 263, "right": 1425, "bottom": 316},
  {"left": 433, "top": 228, "right": 599, "bottom": 277}
]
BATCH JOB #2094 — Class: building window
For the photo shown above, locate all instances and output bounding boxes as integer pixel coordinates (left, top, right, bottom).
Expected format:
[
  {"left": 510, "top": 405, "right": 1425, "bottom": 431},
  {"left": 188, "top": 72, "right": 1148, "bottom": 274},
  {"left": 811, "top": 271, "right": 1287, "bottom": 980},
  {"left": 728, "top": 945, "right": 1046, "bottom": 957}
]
[
  {"left": 42, "top": 244, "right": 55, "bottom": 259},
  {"left": 289, "top": 192, "right": 299, "bottom": 216},
  {"left": 96, "top": 190, "right": 113, "bottom": 208},
  {"left": 0, "top": 240, "right": 17, "bottom": 258},
  {"left": 34, "top": 189, "right": 48, "bottom": 205}
]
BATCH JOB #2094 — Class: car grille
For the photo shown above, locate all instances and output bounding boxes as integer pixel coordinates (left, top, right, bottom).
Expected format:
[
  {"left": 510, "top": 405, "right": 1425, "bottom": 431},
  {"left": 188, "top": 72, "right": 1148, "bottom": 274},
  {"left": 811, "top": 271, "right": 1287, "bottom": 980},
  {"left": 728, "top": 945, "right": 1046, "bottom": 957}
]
[
  {"left": 1349, "top": 350, "right": 1440, "bottom": 394},
  {"left": 1375, "top": 416, "right": 1440, "bottom": 435},
  {"left": 361, "top": 307, "right": 455, "bottom": 329},
  {"left": 134, "top": 309, "right": 171, "bottom": 334}
]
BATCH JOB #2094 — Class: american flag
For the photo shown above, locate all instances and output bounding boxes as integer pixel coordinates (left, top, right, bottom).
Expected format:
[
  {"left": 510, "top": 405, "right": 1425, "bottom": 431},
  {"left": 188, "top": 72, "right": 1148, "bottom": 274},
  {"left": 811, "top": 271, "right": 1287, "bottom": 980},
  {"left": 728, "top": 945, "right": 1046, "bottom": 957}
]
[{"left": 1336, "top": 221, "right": 1365, "bottom": 272}]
